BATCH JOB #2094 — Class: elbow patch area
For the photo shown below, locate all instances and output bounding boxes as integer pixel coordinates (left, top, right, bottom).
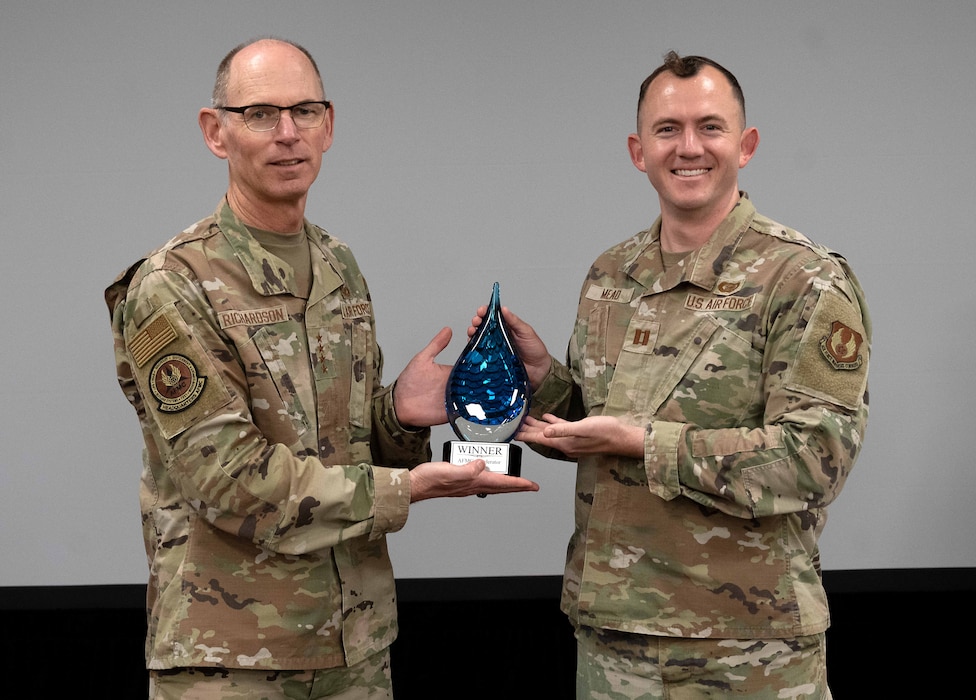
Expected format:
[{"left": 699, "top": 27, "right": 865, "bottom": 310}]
[{"left": 743, "top": 453, "right": 817, "bottom": 517}]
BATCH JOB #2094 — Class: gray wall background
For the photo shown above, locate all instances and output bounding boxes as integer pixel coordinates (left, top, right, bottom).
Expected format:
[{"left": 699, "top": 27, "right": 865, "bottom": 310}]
[{"left": 2, "top": 1, "right": 973, "bottom": 587}]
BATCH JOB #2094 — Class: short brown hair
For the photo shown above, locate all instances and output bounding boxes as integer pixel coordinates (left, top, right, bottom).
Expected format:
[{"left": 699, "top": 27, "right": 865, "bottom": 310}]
[{"left": 636, "top": 51, "right": 745, "bottom": 130}]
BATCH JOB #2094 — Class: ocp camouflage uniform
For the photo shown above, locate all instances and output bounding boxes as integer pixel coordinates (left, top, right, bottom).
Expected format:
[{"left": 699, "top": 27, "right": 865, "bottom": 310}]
[
  {"left": 105, "top": 200, "right": 426, "bottom": 672},
  {"left": 530, "top": 195, "right": 869, "bottom": 681}
]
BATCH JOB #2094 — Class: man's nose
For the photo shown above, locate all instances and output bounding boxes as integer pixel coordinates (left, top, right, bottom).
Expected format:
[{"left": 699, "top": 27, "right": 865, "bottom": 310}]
[
  {"left": 677, "top": 130, "right": 703, "bottom": 155},
  {"left": 275, "top": 109, "right": 300, "bottom": 138}
]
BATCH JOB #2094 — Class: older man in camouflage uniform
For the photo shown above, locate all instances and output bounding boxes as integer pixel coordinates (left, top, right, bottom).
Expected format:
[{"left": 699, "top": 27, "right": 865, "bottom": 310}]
[
  {"left": 497, "top": 52, "right": 869, "bottom": 698},
  {"left": 105, "top": 38, "right": 537, "bottom": 699}
]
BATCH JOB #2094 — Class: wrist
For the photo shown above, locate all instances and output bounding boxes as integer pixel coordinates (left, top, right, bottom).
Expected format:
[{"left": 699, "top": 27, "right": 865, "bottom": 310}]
[{"left": 529, "top": 355, "right": 554, "bottom": 390}]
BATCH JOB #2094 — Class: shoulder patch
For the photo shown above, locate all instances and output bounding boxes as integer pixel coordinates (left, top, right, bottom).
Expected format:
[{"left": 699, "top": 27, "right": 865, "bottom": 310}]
[
  {"left": 789, "top": 289, "right": 868, "bottom": 410},
  {"left": 130, "top": 315, "right": 178, "bottom": 367},
  {"left": 128, "top": 307, "right": 233, "bottom": 439},
  {"left": 149, "top": 354, "right": 206, "bottom": 412},
  {"left": 820, "top": 321, "right": 864, "bottom": 370}
]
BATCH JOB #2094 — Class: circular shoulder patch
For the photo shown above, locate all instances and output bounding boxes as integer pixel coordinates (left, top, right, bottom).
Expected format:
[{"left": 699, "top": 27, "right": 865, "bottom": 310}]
[{"left": 149, "top": 354, "right": 207, "bottom": 412}]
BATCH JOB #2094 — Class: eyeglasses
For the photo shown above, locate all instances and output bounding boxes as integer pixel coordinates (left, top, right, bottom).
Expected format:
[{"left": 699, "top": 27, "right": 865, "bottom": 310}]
[{"left": 217, "top": 100, "right": 331, "bottom": 132}]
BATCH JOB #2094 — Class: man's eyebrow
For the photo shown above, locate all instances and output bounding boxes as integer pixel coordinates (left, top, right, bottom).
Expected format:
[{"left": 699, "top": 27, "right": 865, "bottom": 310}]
[
  {"left": 648, "top": 116, "right": 680, "bottom": 129},
  {"left": 649, "top": 113, "right": 730, "bottom": 128}
]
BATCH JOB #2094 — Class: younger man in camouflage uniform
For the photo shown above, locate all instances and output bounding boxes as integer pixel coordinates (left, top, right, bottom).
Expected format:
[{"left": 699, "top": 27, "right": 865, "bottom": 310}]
[
  {"left": 491, "top": 52, "right": 870, "bottom": 698},
  {"left": 105, "top": 38, "right": 537, "bottom": 699}
]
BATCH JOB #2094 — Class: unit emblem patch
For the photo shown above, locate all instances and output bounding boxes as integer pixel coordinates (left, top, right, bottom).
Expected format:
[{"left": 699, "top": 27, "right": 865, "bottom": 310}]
[
  {"left": 149, "top": 354, "right": 207, "bottom": 412},
  {"left": 820, "top": 321, "right": 864, "bottom": 370}
]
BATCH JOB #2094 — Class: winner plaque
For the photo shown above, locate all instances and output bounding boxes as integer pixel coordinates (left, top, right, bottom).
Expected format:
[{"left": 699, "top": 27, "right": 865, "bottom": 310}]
[{"left": 443, "top": 282, "right": 530, "bottom": 476}]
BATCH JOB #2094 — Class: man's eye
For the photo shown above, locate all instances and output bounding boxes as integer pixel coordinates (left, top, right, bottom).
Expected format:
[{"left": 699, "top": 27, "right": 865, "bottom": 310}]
[{"left": 248, "top": 108, "right": 273, "bottom": 121}]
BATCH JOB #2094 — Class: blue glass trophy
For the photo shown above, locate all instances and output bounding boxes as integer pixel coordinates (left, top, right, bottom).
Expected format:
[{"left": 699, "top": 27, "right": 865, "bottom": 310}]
[{"left": 443, "top": 282, "right": 530, "bottom": 476}]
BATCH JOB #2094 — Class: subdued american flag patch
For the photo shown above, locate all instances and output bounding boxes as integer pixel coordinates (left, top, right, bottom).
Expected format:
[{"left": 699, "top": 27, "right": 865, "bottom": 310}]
[{"left": 130, "top": 314, "right": 177, "bottom": 367}]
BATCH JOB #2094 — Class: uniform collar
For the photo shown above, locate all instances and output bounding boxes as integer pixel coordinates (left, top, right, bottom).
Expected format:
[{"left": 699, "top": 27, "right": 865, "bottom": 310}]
[
  {"left": 215, "top": 198, "right": 342, "bottom": 299},
  {"left": 623, "top": 193, "right": 757, "bottom": 294}
]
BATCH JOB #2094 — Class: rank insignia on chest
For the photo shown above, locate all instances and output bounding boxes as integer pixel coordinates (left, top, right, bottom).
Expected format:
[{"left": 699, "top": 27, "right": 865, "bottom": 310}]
[
  {"left": 313, "top": 331, "right": 331, "bottom": 378},
  {"left": 716, "top": 279, "right": 745, "bottom": 295}
]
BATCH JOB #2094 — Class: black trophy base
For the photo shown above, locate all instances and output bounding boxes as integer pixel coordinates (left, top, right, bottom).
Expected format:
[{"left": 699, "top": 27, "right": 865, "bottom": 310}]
[{"left": 443, "top": 441, "right": 522, "bottom": 477}]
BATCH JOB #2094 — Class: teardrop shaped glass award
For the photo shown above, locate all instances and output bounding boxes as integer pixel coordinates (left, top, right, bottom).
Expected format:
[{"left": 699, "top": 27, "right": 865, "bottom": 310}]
[{"left": 443, "top": 282, "right": 529, "bottom": 476}]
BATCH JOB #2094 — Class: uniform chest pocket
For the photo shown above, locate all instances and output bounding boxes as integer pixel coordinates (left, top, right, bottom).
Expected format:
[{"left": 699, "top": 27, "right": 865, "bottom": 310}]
[
  {"left": 580, "top": 304, "right": 663, "bottom": 416},
  {"left": 250, "top": 325, "right": 313, "bottom": 437},
  {"left": 347, "top": 318, "right": 373, "bottom": 428},
  {"left": 652, "top": 317, "right": 763, "bottom": 427},
  {"left": 307, "top": 318, "right": 374, "bottom": 429},
  {"left": 605, "top": 314, "right": 725, "bottom": 420},
  {"left": 683, "top": 321, "right": 763, "bottom": 426}
]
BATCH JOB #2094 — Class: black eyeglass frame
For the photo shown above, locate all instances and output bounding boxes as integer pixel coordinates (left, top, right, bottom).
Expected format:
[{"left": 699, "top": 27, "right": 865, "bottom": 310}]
[{"left": 216, "top": 100, "right": 332, "bottom": 131}]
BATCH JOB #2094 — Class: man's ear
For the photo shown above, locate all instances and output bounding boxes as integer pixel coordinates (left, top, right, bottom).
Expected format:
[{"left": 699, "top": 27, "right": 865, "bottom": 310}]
[
  {"left": 199, "top": 108, "right": 228, "bottom": 160},
  {"left": 320, "top": 103, "right": 335, "bottom": 154},
  {"left": 627, "top": 133, "right": 646, "bottom": 173},
  {"left": 738, "top": 126, "right": 759, "bottom": 168}
]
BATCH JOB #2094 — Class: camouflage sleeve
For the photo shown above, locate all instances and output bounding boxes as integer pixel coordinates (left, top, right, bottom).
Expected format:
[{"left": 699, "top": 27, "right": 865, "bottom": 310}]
[
  {"left": 369, "top": 379, "right": 432, "bottom": 469},
  {"left": 526, "top": 354, "right": 587, "bottom": 462},
  {"left": 367, "top": 383, "right": 427, "bottom": 537},
  {"left": 116, "top": 265, "right": 410, "bottom": 554},
  {"left": 646, "top": 255, "right": 870, "bottom": 520}
]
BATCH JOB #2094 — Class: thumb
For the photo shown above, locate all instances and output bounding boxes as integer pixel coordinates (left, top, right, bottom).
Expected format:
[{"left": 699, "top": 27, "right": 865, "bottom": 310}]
[
  {"left": 543, "top": 424, "right": 569, "bottom": 439},
  {"left": 423, "top": 327, "right": 453, "bottom": 360},
  {"left": 463, "top": 458, "right": 487, "bottom": 476}
]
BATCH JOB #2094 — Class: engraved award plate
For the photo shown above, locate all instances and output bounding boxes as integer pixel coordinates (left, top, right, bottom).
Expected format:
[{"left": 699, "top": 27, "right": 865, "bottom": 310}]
[{"left": 443, "top": 282, "right": 530, "bottom": 476}]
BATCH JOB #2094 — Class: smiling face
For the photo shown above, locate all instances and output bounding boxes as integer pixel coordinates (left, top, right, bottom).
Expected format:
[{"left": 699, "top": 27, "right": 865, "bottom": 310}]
[
  {"left": 199, "top": 40, "right": 333, "bottom": 230},
  {"left": 628, "top": 65, "right": 758, "bottom": 237}
]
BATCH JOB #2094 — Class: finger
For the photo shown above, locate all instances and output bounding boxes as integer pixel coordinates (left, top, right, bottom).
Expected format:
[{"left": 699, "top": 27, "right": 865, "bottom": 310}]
[
  {"left": 460, "top": 459, "right": 487, "bottom": 477},
  {"left": 471, "top": 306, "right": 488, "bottom": 326},
  {"left": 543, "top": 424, "right": 571, "bottom": 439},
  {"left": 423, "top": 327, "right": 453, "bottom": 358},
  {"left": 540, "top": 413, "right": 567, "bottom": 424},
  {"left": 476, "top": 475, "right": 540, "bottom": 493},
  {"left": 500, "top": 306, "right": 520, "bottom": 324},
  {"left": 501, "top": 307, "right": 536, "bottom": 337},
  {"left": 516, "top": 424, "right": 546, "bottom": 441}
]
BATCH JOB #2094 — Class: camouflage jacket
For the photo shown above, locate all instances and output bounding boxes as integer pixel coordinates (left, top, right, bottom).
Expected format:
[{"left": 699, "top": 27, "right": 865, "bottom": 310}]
[
  {"left": 531, "top": 195, "right": 870, "bottom": 639},
  {"left": 105, "top": 200, "right": 428, "bottom": 670}
]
